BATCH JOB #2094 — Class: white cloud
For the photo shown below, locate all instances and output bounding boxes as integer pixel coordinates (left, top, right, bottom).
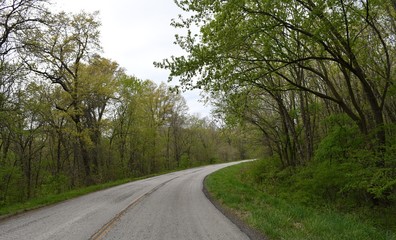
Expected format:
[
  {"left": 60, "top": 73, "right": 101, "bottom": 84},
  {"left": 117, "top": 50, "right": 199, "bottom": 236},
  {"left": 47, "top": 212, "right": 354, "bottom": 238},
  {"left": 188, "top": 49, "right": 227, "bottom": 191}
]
[{"left": 51, "top": 0, "right": 211, "bottom": 117}]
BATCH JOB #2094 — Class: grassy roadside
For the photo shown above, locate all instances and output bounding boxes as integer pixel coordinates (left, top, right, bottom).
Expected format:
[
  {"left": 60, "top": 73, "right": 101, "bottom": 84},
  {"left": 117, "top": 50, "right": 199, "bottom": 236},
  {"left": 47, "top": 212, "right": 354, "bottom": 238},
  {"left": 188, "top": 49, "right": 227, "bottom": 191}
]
[
  {"left": 0, "top": 160, "right": 228, "bottom": 218},
  {"left": 0, "top": 177, "right": 130, "bottom": 217},
  {"left": 205, "top": 162, "right": 395, "bottom": 240},
  {"left": 0, "top": 169, "right": 182, "bottom": 218}
]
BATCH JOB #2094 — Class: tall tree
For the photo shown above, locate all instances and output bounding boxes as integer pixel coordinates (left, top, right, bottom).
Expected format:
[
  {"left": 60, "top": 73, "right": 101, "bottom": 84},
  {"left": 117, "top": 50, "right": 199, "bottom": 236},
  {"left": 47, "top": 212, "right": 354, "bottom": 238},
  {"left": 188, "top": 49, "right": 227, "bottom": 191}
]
[
  {"left": 157, "top": 0, "right": 396, "bottom": 161},
  {"left": 0, "top": 0, "right": 49, "bottom": 202},
  {"left": 0, "top": 0, "right": 48, "bottom": 57},
  {"left": 78, "top": 55, "right": 121, "bottom": 177},
  {"left": 21, "top": 11, "right": 101, "bottom": 184},
  {"left": 0, "top": 0, "right": 48, "bottom": 111}
]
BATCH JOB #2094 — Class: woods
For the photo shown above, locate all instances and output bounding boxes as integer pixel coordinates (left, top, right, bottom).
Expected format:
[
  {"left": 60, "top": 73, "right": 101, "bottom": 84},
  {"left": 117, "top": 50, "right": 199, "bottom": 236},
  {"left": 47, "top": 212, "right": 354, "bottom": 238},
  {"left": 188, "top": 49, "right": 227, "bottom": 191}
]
[
  {"left": 157, "top": 0, "right": 396, "bottom": 206},
  {"left": 1, "top": 0, "right": 395, "bottom": 224},
  {"left": 0, "top": 0, "right": 255, "bottom": 206}
]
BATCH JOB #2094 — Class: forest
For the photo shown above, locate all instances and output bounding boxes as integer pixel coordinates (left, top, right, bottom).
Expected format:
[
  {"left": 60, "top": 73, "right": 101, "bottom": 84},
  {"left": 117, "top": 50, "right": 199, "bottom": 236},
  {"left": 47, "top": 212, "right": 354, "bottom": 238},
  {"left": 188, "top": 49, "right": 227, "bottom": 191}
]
[
  {"left": 0, "top": 0, "right": 258, "bottom": 207},
  {"left": 1, "top": 0, "right": 396, "bottom": 222},
  {"left": 157, "top": 0, "right": 396, "bottom": 210}
]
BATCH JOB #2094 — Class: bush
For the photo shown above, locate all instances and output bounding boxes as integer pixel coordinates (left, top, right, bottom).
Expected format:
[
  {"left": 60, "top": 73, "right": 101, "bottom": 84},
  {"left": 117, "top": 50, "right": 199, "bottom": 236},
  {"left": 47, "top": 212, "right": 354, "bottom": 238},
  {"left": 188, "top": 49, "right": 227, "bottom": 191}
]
[
  {"left": 239, "top": 118, "right": 396, "bottom": 231},
  {"left": 315, "top": 115, "right": 363, "bottom": 163},
  {"left": 39, "top": 174, "right": 70, "bottom": 196},
  {"left": 244, "top": 115, "right": 396, "bottom": 208}
]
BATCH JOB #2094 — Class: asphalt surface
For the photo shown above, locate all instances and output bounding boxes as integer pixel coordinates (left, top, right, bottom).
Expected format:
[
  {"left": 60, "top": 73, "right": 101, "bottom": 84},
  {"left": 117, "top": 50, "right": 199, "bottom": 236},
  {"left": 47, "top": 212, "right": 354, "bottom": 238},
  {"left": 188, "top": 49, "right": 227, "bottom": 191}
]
[{"left": 0, "top": 161, "right": 250, "bottom": 240}]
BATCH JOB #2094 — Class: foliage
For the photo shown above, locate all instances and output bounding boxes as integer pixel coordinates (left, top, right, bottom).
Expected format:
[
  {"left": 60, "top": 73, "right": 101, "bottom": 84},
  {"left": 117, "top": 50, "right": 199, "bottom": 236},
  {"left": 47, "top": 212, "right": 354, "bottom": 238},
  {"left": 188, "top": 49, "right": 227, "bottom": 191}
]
[
  {"left": 241, "top": 155, "right": 396, "bottom": 228},
  {"left": 0, "top": 5, "right": 259, "bottom": 211},
  {"left": 157, "top": 0, "right": 396, "bottom": 165},
  {"left": 155, "top": 1, "right": 396, "bottom": 232},
  {"left": 206, "top": 163, "right": 395, "bottom": 240},
  {"left": 0, "top": 2, "right": 395, "bottom": 237},
  {"left": 314, "top": 114, "right": 363, "bottom": 163},
  {"left": 0, "top": 171, "right": 173, "bottom": 217}
]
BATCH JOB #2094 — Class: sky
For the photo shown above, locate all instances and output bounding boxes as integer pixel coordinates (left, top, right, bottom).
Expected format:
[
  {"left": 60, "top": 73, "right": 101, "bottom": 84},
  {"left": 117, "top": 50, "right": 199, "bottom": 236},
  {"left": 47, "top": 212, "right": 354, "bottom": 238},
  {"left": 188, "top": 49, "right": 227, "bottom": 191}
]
[{"left": 51, "top": 0, "right": 210, "bottom": 117}]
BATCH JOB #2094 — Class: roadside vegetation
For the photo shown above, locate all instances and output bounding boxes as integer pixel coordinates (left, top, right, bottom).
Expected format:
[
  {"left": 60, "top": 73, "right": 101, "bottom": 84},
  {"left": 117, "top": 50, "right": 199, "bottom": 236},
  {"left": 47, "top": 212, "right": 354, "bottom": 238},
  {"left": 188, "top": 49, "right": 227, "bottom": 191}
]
[
  {"left": 0, "top": 0, "right": 260, "bottom": 214},
  {"left": 0, "top": 167, "right": 192, "bottom": 217},
  {"left": 1, "top": 0, "right": 396, "bottom": 237},
  {"left": 162, "top": 1, "right": 396, "bottom": 239},
  {"left": 206, "top": 161, "right": 395, "bottom": 240},
  {"left": 0, "top": 176, "right": 134, "bottom": 217}
]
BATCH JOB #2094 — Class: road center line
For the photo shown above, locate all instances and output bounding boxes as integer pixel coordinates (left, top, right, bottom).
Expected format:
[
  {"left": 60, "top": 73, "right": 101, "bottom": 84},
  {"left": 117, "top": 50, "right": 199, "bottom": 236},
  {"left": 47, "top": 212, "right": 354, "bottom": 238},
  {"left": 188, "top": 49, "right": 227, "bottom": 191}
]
[{"left": 89, "top": 176, "right": 180, "bottom": 240}]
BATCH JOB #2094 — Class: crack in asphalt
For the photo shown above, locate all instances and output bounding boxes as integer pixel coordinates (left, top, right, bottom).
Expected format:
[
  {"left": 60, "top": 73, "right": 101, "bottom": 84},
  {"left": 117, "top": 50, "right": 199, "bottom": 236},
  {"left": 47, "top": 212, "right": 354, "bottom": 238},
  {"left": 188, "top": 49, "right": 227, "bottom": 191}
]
[
  {"left": 90, "top": 168, "right": 205, "bottom": 240},
  {"left": 89, "top": 176, "right": 180, "bottom": 240}
]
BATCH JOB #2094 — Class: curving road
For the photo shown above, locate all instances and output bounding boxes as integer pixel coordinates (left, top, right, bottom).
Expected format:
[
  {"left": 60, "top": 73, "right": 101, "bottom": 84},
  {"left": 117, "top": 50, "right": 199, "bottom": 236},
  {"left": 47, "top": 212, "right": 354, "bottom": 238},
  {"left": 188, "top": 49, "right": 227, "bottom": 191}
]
[{"left": 0, "top": 161, "right": 250, "bottom": 240}]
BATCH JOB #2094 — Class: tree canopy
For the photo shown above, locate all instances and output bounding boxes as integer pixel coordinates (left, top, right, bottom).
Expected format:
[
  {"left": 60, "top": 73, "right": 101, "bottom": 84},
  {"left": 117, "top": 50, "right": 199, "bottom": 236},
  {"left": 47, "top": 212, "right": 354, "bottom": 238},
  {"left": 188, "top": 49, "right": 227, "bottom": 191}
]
[
  {"left": 0, "top": 1, "right": 256, "bottom": 205},
  {"left": 156, "top": 0, "right": 396, "bottom": 204}
]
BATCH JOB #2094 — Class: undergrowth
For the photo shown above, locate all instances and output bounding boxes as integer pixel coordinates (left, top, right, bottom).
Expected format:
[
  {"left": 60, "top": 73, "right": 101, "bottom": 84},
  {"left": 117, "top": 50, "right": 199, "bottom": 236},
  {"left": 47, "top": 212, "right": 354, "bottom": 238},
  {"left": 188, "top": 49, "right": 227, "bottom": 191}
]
[{"left": 205, "top": 161, "right": 395, "bottom": 240}]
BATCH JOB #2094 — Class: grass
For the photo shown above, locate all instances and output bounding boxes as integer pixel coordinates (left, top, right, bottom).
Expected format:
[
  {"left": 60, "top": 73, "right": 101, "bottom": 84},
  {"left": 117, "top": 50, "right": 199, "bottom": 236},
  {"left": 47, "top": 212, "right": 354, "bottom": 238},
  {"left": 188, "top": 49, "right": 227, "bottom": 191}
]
[
  {"left": 0, "top": 169, "right": 180, "bottom": 218},
  {"left": 0, "top": 161, "right": 221, "bottom": 218},
  {"left": 205, "top": 162, "right": 396, "bottom": 240},
  {"left": 0, "top": 178, "right": 127, "bottom": 217}
]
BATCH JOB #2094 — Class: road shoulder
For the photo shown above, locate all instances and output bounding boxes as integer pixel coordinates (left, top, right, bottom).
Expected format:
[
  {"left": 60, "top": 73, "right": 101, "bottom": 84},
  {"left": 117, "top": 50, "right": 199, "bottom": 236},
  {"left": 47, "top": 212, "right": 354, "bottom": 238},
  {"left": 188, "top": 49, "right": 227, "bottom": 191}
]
[{"left": 202, "top": 175, "right": 267, "bottom": 240}]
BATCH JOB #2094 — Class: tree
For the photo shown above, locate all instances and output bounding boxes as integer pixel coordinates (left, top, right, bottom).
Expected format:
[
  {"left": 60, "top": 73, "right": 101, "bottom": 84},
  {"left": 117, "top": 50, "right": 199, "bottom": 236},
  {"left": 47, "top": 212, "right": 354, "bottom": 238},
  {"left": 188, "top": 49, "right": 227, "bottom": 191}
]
[
  {"left": 0, "top": 2, "right": 260, "bottom": 208},
  {"left": 0, "top": 0, "right": 48, "bottom": 57},
  {"left": 166, "top": 94, "right": 188, "bottom": 168},
  {"left": 157, "top": 0, "right": 396, "bottom": 163},
  {"left": 0, "top": 0, "right": 49, "bottom": 203},
  {"left": 0, "top": 0, "right": 48, "bottom": 111},
  {"left": 78, "top": 55, "right": 121, "bottom": 177},
  {"left": 115, "top": 80, "right": 189, "bottom": 173},
  {"left": 21, "top": 10, "right": 101, "bottom": 184},
  {"left": 0, "top": 0, "right": 48, "bottom": 164}
]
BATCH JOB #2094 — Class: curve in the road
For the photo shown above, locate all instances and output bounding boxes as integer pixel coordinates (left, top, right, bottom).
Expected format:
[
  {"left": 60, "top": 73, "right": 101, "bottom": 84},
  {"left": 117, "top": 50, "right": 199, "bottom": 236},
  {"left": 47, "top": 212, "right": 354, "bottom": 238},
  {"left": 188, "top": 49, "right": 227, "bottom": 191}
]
[{"left": 0, "top": 161, "right": 252, "bottom": 240}]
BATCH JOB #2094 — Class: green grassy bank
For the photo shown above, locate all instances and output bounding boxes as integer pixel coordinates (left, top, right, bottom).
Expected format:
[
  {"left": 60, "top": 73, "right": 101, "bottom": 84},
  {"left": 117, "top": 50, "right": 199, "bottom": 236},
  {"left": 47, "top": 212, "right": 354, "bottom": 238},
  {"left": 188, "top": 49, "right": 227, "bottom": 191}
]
[
  {"left": 0, "top": 169, "right": 179, "bottom": 218},
  {"left": 0, "top": 177, "right": 139, "bottom": 217},
  {"left": 205, "top": 161, "right": 395, "bottom": 240}
]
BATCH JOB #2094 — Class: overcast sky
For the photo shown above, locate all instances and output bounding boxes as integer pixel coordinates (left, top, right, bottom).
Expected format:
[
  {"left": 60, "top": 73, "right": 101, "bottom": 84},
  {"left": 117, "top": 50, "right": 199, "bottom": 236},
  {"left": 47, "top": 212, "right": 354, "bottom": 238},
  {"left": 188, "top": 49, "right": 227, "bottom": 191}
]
[{"left": 51, "top": 0, "right": 210, "bottom": 117}]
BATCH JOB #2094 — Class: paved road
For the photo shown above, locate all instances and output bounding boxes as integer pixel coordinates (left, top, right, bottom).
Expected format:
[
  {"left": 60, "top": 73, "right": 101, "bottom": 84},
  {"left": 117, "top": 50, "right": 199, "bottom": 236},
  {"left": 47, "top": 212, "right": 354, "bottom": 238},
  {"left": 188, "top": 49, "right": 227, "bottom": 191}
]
[{"left": 0, "top": 161, "right": 250, "bottom": 240}]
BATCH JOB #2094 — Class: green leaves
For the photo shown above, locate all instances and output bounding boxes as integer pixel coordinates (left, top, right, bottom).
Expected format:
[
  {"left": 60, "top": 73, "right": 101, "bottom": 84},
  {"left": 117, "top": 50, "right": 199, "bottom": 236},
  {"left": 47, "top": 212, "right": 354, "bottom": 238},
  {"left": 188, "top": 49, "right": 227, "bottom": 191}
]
[{"left": 159, "top": 0, "right": 396, "bottom": 166}]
